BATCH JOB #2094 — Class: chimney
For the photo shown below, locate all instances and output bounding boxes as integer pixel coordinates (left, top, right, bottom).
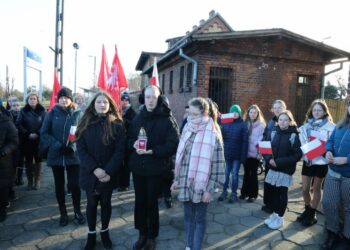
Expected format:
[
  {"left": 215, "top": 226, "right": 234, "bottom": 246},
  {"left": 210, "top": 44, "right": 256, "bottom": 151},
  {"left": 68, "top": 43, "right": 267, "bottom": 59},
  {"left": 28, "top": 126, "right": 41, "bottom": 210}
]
[
  {"left": 209, "top": 10, "right": 215, "bottom": 18},
  {"left": 199, "top": 19, "right": 205, "bottom": 26},
  {"left": 192, "top": 25, "right": 198, "bottom": 30}
]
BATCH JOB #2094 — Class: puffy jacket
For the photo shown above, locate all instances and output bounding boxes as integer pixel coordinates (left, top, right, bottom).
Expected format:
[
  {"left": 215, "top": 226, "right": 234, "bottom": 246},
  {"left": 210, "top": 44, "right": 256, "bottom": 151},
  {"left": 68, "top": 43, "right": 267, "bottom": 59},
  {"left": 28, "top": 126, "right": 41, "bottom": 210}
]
[
  {"left": 77, "top": 116, "right": 126, "bottom": 193},
  {"left": 326, "top": 124, "right": 350, "bottom": 178},
  {"left": 17, "top": 104, "right": 46, "bottom": 142},
  {"left": 127, "top": 105, "right": 179, "bottom": 176},
  {"left": 247, "top": 121, "right": 265, "bottom": 158},
  {"left": 263, "top": 126, "right": 302, "bottom": 175},
  {"left": 263, "top": 116, "right": 278, "bottom": 140},
  {"left": 0, "top": 111, "right": 18, "bottom": 188},
  {"left": 221, "top": 117, "right": 248, "bottom": 162},
  {"left": 40, "top": 104, "right": 81, "bottom": 167},
  {"left": 299, "top": 119, "right": 335, "bottom": 165}
]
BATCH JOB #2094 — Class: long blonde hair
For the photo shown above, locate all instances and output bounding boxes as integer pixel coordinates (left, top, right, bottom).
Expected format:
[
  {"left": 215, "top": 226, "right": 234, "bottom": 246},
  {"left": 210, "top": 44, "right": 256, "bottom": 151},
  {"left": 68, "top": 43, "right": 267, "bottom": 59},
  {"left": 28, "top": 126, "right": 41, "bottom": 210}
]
[
  {"left": 304, "top": 99, "right": 333, "bottom": 123},
  {"left": 245, "top": 104, "right": 266, "bottom": 135},
  {"left": 75, "top": 92, "right": 123, "bottom": 145}
]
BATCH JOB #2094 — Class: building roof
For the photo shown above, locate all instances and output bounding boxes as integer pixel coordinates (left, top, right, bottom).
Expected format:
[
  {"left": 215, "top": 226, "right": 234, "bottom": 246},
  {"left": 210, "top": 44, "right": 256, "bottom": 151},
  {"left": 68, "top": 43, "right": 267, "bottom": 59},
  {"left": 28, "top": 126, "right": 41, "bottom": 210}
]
[{"left": 135, "top": 51, "right": 164, "bottom": 71}]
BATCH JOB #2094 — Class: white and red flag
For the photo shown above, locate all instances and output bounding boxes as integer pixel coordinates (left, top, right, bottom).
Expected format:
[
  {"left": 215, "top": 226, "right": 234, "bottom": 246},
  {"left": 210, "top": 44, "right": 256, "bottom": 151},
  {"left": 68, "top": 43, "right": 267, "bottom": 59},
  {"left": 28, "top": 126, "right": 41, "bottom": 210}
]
[
  {"left": 49, "top": 70, "right": 61, "bottom": 111},
  {"left": 301, "top": 139, "right": 326, "bottom": 160},
  {"left": 221, "top": 113, "right": 235, "bottom": 124},
  {"left": 149, "top": 57, "right": 159, "bottom": 86},
  {"left": 67, "top": 126, "right": 77, "bottom": 143},
  {"left": 258, "top": 141, "right": 273, "bottom": 155},
  {"left": 310, "top": 130, "right": 327, "bottom": 143}
]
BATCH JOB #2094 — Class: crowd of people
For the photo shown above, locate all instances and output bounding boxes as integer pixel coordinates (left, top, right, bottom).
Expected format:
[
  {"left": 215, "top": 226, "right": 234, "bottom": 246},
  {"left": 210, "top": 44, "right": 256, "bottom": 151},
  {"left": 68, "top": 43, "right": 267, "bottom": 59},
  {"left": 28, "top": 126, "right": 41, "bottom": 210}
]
[{"left": 0, "top": 85, "right": 349, "bottom": 250}]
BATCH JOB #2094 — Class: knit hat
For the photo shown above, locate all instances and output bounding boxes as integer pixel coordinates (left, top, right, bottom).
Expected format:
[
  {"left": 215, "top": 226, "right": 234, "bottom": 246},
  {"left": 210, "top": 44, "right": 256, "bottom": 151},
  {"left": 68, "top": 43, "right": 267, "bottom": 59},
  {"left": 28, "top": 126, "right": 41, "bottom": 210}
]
[
  {"left": 121, "top": 92, "right": 130, "bottom": 101},
  {"left": 229, "top": 104, "right": 242, "bottom": 116},
  {"left": 57, "top": 87, "right": 73, "bottom": 101}
]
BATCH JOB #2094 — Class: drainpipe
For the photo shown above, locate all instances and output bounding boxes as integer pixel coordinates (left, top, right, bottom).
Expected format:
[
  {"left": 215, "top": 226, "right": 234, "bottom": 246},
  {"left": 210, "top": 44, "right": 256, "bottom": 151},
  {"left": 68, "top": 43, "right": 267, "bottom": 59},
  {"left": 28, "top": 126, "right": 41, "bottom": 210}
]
[
  {"left": 179, "top": 48, "right": 197, "bottom": 86},
  {"left": 321, "top": 59, "right": 349, "bottom": 98}
]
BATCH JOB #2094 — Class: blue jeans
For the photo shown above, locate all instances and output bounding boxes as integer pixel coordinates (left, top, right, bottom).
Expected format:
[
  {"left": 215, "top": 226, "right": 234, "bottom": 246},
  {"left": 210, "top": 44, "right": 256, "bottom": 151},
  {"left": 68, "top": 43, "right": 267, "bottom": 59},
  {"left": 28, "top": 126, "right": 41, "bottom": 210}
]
[
  {"left": 223, "top": 160, "right": 241, "bottom": 198},
  {"left": 184, "top": 201, "right": 208, "bottom": 250}
]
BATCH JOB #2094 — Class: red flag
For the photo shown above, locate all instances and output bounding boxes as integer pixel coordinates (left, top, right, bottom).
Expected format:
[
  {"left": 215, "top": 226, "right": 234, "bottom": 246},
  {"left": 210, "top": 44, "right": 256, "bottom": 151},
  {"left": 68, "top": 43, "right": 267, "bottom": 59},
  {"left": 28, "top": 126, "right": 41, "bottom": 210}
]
[
  {"left": 97, "top": 45, "right": 110, "bottom": 91},
  {"left": 150, "top": 57, "right": 159, "bottom": 86},
  {"left": 309, "top": 130, "right": 327, "bottom": 143},
  {"left": 67, "top": 125, "right": 77, "bottom": 143},
  {"left": 221, "top": 113, "right": 235, "bottom": 124},
  {"left": 301, "top": 139, "right": 326, "bottom": 160},
  {"left": 49, "top": 71, "right": 61, "bottom": 111},
  {"left": 258, "top": 141, "right": 273, "bottom": 155}
]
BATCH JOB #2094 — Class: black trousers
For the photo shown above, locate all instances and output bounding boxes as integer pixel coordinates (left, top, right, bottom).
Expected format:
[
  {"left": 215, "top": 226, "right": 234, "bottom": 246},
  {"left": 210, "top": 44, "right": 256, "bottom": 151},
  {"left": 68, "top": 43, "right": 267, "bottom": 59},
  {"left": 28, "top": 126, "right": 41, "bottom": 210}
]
[
  {"left": 86, "top": 191, "right": 112, "bottom": 231},
  {"left": 117, "top": 162, "right": 130, "bottom": 189},
  {"left": 161, "top": 168, "right": 174, "bottom": 199},
  {"left": 266, "top": 183, "right": 288, "bottom": 217},
  {"left": 241, "top": 158, "right": 259, "bottom": 198},
  {"left": 133, "top": 173, "right": 162, "bottom": 239},
  {"left": 51, "top": 165, "right": 81, "bottom": 215},
  {"left": 263, "top": 166, "right": 273, "bottom": 209},
  {"left": 0, "top": 187, "right": 9, "bottom": 214}
]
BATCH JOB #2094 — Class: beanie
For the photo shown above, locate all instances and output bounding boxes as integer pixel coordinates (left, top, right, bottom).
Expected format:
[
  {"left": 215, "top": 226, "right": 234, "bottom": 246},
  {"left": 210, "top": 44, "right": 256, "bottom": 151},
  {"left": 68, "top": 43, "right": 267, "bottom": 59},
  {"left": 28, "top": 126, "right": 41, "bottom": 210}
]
[
  {"left": 57, "top": 87, "right": 73, "bottom": 101},
  {"left": 121, "top": 92, "right": 130, "bottom": 101},
  {"left": 229, "top": 104, "right": 242, "bottom": 116}
]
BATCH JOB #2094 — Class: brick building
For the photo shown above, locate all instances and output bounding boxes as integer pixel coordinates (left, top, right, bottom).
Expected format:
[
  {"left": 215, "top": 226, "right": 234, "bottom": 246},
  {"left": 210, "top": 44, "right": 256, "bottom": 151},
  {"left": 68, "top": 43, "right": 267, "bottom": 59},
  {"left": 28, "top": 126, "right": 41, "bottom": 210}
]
[{"left": 136, "top": 11, "right": 350, "bottom": 125}]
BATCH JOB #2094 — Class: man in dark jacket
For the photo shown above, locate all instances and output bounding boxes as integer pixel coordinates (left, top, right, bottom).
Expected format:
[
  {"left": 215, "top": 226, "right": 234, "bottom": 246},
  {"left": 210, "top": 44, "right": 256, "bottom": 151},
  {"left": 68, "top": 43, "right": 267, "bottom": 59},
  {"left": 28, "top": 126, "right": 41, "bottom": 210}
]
[
  {"left": 116, "top": 92, "right": 136, "bottom": 191},
  {"left": 128, "top": 85, "right": 179, "bottom": 250},
  {"left": 0, "top": 104, "right": 18, "bottom": 222}
]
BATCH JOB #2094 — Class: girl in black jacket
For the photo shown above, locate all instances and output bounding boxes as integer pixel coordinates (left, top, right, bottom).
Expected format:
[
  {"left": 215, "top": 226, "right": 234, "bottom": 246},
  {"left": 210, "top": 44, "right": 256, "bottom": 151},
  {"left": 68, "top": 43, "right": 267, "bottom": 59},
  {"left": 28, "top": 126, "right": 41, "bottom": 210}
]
[
  {"left": 76, "top": 92, "right": 125, "bottom": 250},
  {"left": 263, "top": 110, "right": 302, "bottom": 230},
  {"left": 17, "top": 92, "right": 46, "bottom": 190}
]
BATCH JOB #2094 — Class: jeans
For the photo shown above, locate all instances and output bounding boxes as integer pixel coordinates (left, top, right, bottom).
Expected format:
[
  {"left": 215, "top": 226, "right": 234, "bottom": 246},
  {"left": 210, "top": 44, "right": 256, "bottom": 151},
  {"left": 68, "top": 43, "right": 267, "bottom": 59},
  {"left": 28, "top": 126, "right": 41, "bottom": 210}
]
[
  {"left": 223, "top": 160, "right": 241, "bottom": 198},
  {"left": 184, "top": 201, "right": 208, "bottom": 250}
]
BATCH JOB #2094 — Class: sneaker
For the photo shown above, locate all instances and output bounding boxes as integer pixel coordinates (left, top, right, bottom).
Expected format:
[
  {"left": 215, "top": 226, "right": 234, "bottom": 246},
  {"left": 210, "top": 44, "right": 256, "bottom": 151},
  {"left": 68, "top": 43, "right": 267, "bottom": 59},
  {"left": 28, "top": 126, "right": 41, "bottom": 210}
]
[
  {"left": 238, "top": 194, "right": 247, "bottom": 200},
  {"left": 264, "top": 212, "right": 277, "bottom": 225},
  {"left": 59, "top": 214, "right": 69, "bottom": 226},
  {"left": 247, "top": 197, "right": 256, "bottom": 202},
  {"left": 218, "top": 193, "right": 227, "bottom": 202},
  {"left": 268, "top": 215, "right": 284, "bottom": 230},
  {"left": 228, "top": 196, "right": 237, "bottom": 204},
  {"left": 74, "top": 212, "right": 86, "bottom": 225}
]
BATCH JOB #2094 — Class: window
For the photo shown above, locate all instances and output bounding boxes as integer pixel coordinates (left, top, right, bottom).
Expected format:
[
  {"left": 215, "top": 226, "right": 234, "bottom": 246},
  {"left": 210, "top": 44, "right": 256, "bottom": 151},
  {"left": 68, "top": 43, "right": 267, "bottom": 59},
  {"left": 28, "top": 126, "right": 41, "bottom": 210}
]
[
  {"left": 179, "top": 66, "right": 185, "bottom": 92},
  {"left": 161, "top": 74, "right": 165, "bottom": 93},
  {"left": 186, "top": 63, "right": 193, "bottom": 92},
  {"left": 169, "top": 70, "right": 173, "bottom": 94},
  {"left": 298, "top": 75, "right": 311, "bottom": 85}
]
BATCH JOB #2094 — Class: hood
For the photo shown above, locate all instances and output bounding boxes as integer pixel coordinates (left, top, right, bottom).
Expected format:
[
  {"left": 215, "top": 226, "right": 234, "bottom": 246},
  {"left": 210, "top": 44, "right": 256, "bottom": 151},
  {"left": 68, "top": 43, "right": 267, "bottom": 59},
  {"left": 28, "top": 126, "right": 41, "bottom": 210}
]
[{"left": 23, "top": 103, "right": 46, "bottom": 113}]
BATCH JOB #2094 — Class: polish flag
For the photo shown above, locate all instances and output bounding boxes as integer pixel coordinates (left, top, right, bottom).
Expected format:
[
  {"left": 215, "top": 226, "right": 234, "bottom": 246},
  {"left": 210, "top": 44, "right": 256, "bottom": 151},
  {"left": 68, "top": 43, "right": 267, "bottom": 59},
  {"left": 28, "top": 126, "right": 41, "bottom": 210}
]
[
  {"left": 221, "top": 113, "right": 235, "bottom": 124},
  {"left": 310, "top": 130, "right": 327, "bottom": 143},
  {"left": 301, "top": 139, "right": 326, "bottom": 160},
  {"left": 97, "top": 45, "right": 110, "bottom": 91},
  {"left": 49, "top": 70, "right": 61, "bottom": 111},
  {"left": 149, "top": 57, "right": 159, "bottom": 86},
  {"left": 67, "top": 126, "right": 77, "bottom": 142},
  {"left": 259, "top": 141, "right": 273, "bottom": 155}
]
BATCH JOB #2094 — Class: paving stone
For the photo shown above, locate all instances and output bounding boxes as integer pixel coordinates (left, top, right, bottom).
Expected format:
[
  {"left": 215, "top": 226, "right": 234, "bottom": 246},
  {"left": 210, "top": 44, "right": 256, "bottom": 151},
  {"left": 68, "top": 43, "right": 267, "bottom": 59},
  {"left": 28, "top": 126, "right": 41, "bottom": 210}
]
[
  {"left": 224, "top": 224, "right": 249, "bottom": 235},
  {"left": 3, "top": 211, "right": 35, "bottom": 226},
  {"left": 65, "top": 240, "right": 84, "bottom": 250},
  {"left": 0, "top": 225, "right": 24, "bottom": 241},
  {"left": 11, "top": 230, "right": 48, "bottom": 246},
  {"left": 214, "top": 213, "right": 239, "bottom": 225},
  {"left": 8, "top": 245, "right": 38, "bottom": 250},
  {"left": 23, "top": 217, "right": 55, "bottom": 231},
  {"left": 156, "top": 239, "right": 185, "bottom": 249},
  {"left": 206, "top": 221, "right": 225, "bottom": 234},
  {"left": 240, "top": 215, "right": 262, "bottom": 227},
  {"left": 282, "top": 229, "right": 316, "bottom": 246},
  {"left": 228, "top": 207, "right": 252, "bottom": 217},
  {"left": 251, "top": 225, "right": 283, "bottom": 243},
  {"left": 158, "top": 225, "right": 178, "bottom": 240},
  {"left": 37, "top": 234, "right": 72, "bottom": 249},
  {"left": 271, "top": 240, "right": 303, "bottom": 249},
  {"left": 0, "top": 241, "right": 13, "bottom": 249}
]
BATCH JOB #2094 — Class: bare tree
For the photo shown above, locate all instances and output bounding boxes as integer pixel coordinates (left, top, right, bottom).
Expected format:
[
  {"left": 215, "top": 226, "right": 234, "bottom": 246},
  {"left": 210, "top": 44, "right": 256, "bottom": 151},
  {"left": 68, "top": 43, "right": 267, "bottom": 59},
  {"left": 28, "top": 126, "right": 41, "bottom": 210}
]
[
  {"left": 334, "top": 74, "right": 347, "bottom": 100},
  {"left": 127, "top": 73, "right": 141, "bottom": 92}
]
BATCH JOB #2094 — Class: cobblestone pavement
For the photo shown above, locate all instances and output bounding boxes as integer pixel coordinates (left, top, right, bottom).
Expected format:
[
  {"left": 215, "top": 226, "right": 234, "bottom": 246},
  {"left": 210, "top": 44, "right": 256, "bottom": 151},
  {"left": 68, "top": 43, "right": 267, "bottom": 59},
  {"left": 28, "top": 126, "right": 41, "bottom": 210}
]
[{"left": 0, "top": 163, "right": 340, "bottom": 249}]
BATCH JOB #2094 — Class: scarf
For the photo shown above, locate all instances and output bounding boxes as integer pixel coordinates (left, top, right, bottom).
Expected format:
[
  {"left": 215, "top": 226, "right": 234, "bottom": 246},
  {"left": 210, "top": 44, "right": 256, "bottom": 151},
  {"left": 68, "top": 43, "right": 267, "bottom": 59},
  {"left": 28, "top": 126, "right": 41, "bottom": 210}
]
[
  {"left": 175, "top": 116, "right": 217, "bottom": 192},
  {"left": 305, "top": 117, "right": 329, "bottom": 139}
]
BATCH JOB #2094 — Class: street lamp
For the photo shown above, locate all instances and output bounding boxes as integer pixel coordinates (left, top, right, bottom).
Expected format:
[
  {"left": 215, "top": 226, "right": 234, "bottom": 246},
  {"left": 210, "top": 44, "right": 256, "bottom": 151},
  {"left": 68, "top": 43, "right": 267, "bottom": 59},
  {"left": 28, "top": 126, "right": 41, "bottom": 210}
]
[
  {"left": 73, "top": 42, "right": 79, "bottom": 93},
  {"left": 88, "top": 55, "right": 96, "bottom": 88}
]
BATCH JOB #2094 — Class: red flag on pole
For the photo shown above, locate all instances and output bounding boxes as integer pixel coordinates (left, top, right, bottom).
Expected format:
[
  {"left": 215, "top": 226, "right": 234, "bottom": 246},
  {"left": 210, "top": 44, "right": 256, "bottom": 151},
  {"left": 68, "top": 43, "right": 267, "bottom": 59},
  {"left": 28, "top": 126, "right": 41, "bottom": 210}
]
[
  {"left": 149, "top": 57, "right": 159, "bottom": 86},
  {"left": 258, "top": 141, "right": 273, "bottom": 155},
  {"left": 97, "top": 45, "right": 110, "bottom": 91},
  {"left": 49, "top": 70, "right": 61, "bottom": 111}
]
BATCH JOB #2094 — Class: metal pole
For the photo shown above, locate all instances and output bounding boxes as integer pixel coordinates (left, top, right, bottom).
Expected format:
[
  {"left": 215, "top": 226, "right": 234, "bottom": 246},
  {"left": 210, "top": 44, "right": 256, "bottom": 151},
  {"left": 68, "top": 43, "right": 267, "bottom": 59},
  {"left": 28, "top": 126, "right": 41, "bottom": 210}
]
[
  {"left": 93, "top": 56, "right": 96, "bottom": 88},
  {"left": 74, "top": 49, "right": 77, "bottom": 93},
  {"left": 60, "top": 0, "right": 64, "bottom": 85}
]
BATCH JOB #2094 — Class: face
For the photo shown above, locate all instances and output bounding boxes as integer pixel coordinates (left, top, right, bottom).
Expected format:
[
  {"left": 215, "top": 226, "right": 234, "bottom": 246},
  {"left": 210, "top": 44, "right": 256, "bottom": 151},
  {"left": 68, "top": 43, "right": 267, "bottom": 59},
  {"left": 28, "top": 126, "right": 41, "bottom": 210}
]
[
  {"left": 121, "top": 99, "right": 129, "bottom": 108},
  {"left": 312, "top": 103, "right": 325, "bottom": 120},
  {"left": 232, "top": 112, "right": 240, "bottom": 119},
  {"left": 94, "top": 95, "right": 110, "bottom": 114},
  {"left": 272, "top": 103, "right": 285, "bottom": 116},
  {"left": 59, "top": 96, "right": 72, "bottom": 108},
  {"left": 28, "top": 95, "right": 38, "bottom": 107},
  {"left": 144, "top": 87, "right": 160, "bottom": 111},
  {"left": 249, "top": 108, "right": 258, "bottom": 121},
  {"left": 8, "top": 97, "right": 18, "bottom": 105},
  {"left": 187, "top": 105, "right": 203, "bottom": 120},
  {"left": 75, "top": 96, "right": 83, "bottom": 105},
  {"left": 11, "top": 102, "right": 21, "bottom": 111},
  {"left": 278, "top": 114, "right": 290, "bottom": 130}
]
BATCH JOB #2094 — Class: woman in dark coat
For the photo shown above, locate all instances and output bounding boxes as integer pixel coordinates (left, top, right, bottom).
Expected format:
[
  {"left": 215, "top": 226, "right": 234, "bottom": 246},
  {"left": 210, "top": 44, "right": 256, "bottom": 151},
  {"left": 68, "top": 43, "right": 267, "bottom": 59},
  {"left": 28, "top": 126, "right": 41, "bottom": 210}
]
[
  {"left": 17, "top": 92, "right": 46, "bottom": 190},
  {"left": 76, "top": 92, "right": 125, "bottom": 250},
  {"left": 0, "top": 105, "right": 18, "bottom": 222},
  {"left": 40, "top": 87, "right": 85, "bottom": 227},
  {"left": 128, "top": 85, "right": 179, "bottom": 250}
]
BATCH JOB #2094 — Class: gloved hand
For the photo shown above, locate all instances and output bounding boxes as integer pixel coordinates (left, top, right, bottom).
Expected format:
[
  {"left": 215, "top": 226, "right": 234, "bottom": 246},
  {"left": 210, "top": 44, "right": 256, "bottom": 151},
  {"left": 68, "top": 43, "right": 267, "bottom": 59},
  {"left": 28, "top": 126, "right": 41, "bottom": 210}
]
[{"left": 59, "top": 146, "right": 74, "bottom": 155}]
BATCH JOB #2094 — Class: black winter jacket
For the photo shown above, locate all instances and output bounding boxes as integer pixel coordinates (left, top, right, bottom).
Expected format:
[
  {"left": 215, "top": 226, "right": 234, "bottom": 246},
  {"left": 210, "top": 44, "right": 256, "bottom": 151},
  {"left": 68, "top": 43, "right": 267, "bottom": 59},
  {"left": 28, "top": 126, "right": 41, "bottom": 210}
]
[
  {"left": 17, "top": 104, "right": 46, "bottom": 142},
  {"left": 122, "top": 106, "right": 136, "bottom": 131},
  {"left": 77, "top": 116, "right": 126, "bottom": 193},
  {"left": 0, "top": 111, "right": 18, "bottom": 188},
  {"left": 263, "top": 126, "right": 302, "bottom": 175},
  {"left": 127, "top": 105, "right": 179, "bottom": 176}
]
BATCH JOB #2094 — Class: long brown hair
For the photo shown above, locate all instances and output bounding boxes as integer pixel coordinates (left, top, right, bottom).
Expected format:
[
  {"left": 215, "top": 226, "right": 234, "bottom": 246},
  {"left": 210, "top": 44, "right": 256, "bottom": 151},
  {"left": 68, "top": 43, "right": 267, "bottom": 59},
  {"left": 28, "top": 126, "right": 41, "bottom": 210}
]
[
  {"left": 245, "top": 104, "right": 266, "bottom": 134},
  {"left": 277, "top": 110, "right": 298, "bottom": 127},
  {"left": 304, "top": 99, "right": 333, "bottom": 123},
  {"left": 75, "top": 91, "right": 123, "bottom": 145},
  {"left": 337, "top": 101, "right": 350, "bottom": 128}
]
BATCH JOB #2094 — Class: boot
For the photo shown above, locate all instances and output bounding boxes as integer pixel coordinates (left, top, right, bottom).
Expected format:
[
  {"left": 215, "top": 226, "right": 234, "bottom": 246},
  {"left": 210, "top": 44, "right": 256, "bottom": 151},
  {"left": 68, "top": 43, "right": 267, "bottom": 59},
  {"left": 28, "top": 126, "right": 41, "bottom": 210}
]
[
  {"left": 133, "top": 234, "right": 147, "bottom": 250},
  {"left": 59, "top": 205, "right": 68, "bottom": 226},
  {"left": 144, "top": 238, "right": 156, "bottom": 250},
  {"left": 297, "top": 204, "right": 310, "bottom": 222},
  {"left": 26, "top": 163, "right": 34, "bottom": 190},
  {"left": 74, "top": 211, "right": 85, "bottom": 225},
  {"left": 322, "top": 230, "right": 337, "bottom": 249},
  {"left": 34, "top": 163, "right": 42, "bottom": 190},
  {"left": 16, "top": 168, "right": 24, "bottom": 186},
  {"left": 100, "top": 229, "right": 112, "bottom": 249},
  {"left": 84, "top": 231, "right": 96, "bottom": 250},
  {"left": 302, "top": 207, "right": 317, "bottom": 227}
]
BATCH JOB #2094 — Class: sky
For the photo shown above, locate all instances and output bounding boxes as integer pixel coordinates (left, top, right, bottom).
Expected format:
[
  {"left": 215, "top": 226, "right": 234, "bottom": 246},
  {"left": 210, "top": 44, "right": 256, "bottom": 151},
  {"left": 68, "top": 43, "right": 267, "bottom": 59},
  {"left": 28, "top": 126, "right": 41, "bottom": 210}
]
[{"left": 0, "top": 0, "right": 349, "bottom": 93}]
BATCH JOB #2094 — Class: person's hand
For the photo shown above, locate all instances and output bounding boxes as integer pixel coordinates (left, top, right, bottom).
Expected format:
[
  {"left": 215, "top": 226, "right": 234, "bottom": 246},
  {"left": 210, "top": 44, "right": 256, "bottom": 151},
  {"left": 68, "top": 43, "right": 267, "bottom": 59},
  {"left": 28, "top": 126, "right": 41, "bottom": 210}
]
[
  {"left": 136, "top": 149, "right": 153, "bottom": 155},
  {"left": 257, "top": 154, "right": 263, "bottom": 160},
  {"left": 133, "top": 141, "right": 138, "bottom": 150},
  {"left": 99, "top": 174, "right": 111, "bottom": 183},
  {"left": 94, "top": 168, "right": 106, "bottom": 179},
  {"left": 170, "top": 181, "right": 178, "bottom": 193},
  {"left": 29, "top": 133, "right": 39, "bottom": 140},
  {"left": 332, "top": 157, "right": 348, "bottom": 165},
  {"left": 202, "top": 191, "right": 211, "bottom": 203},
  {"left": 325, "top": 151, "right": 333, "bottom": 163},
  {"left": 269, "top": 159, "right": 277, "bottom": 167}
]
